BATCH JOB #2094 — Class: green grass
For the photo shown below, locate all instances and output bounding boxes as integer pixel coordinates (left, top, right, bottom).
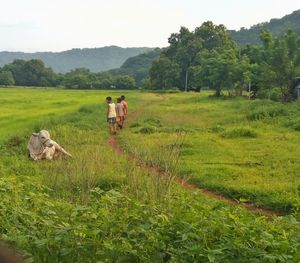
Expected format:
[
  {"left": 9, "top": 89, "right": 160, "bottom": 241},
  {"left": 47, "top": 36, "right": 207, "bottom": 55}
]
[
  {"left": 0, "top": 88, "right": 300, "bottom": 262},
  {"left": 0, "top": 87, "right": 142, "bottom": 139},
  {"left": 119, "top": 91, "right": 300, "bottom": 213}
]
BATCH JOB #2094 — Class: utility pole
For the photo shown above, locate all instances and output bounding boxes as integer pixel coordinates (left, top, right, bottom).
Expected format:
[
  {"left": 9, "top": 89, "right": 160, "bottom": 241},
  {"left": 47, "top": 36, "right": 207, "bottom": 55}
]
[
  {"left": 185, "top": 69, "right": 188, "bottom": 92},
  {"left": 248, "top": 81, "right": 251, "bottom": 100}
]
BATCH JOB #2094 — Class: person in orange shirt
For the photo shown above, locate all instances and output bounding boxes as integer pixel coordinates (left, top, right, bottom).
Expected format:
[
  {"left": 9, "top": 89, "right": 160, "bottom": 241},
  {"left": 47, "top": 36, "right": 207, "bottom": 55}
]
[
  {"left": 120, "top": 95, "right": 128, "bottom": 118},
  {"left": 115, "top": 97, "right": 125, "bottom": 129}
]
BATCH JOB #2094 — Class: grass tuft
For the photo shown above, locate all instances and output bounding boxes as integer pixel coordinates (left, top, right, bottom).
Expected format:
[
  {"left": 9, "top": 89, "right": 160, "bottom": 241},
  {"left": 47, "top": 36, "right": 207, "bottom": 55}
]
[
  {"left": 247, "top": 105, "right": 289, "bottom": 121},
  {"left": 137, "top": 126, "right": 157, "bottom": 134},
  {"left": 222, "top": 127, "right": 258, "bottom": 138}
]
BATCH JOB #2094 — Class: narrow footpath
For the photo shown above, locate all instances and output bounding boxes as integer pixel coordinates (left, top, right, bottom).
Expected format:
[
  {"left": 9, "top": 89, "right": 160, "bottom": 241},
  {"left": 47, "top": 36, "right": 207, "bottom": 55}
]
[{"left": 108, "top": 97, "right": 284, "bottom": 219}]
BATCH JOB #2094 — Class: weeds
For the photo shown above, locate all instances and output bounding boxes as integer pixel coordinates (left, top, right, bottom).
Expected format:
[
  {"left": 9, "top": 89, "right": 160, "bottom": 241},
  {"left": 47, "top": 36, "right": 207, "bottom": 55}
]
[
  {"left": 137, "top": 126, "right": 156, "bottom": 134},
  {"left": 119, "top": 91, "right": 300, "bottom": 214},
  {"left": 221, "top": 127, "right": 258, "bottom": 138},
  {"left": 246, "top": 105, "right": 289, "bottom": 120},
  {"left": 1, "top": 89, "right": 300, "bottom": 262}
]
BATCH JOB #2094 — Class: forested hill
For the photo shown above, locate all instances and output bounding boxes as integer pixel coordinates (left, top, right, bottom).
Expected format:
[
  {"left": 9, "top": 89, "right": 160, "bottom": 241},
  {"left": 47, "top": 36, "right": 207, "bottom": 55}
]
[
  {"left": 109, "top": 48, "right": 161, "bottom": 85},
  {"left": 0, "top": 46, "right": 153, "bottom": 73},
  {"left": 229, "top": 9, "right": 300, "bottom": 46}
]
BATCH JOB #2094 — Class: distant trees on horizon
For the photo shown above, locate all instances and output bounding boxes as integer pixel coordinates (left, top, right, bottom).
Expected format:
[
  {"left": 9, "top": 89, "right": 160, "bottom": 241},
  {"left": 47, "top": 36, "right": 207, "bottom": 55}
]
[
  {"left": 0, "top": 59, "right": 136, "bottom": 90},
  {"left": 1, "top": 18, "right": 300, "bottom": 102}
]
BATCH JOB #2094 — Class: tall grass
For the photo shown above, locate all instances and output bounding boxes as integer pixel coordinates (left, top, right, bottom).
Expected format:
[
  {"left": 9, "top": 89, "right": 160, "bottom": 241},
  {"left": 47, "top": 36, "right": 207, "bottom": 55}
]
[
  {"left": 119, "top": 92, "right": 300, "bottom": 214},
  {"left": 1, "top": 89, "right": 300, "bottom": 262}
]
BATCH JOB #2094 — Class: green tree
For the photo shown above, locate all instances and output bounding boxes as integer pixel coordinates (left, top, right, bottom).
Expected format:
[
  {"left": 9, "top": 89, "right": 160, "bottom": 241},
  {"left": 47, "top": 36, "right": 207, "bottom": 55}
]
[
  {"left": 149, "top": 56, "right": 180, "bottom": 90},
  {"left": 64, "top": 68, "right": 93, "bottom": 89},
  {"left": 0, "top": 70, "right": 15, "bottom": 86},
  {"left": 257, "top": 30, "right": 300, "bottom": 101},
  {"left": 153, "top": 22, "right": 237, "bottom": 91},
  {"left": 194, "top": 21, "right": 236, "bottom": 50},
  {"left": 193, "top": 48, "right": 238, "bottom": 96},
  {"left": 232, "top": 55, "right": 253, "bottom": 96},
  {"left": 164, "top": 27, "right": 203, "bottom": 90},
  {"left": 94, "top": 72, "right": 114, "bottom": 89},
  {"left": 3, "top": 59, "right": 57, "bottom": 87},
  {"left": 114, "top": 75, "right": 136, "bottom": 89}
]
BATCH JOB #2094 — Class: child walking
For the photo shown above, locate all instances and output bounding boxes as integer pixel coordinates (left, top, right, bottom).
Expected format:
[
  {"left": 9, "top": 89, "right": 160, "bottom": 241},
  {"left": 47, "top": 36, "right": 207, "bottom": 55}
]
[
  {"left": 121, "top": 95, "right": 128, "bottom": 118},
  {"left": 116, "top": 97, "right": 125, "bottom": 129},
  {"left": 106, "top": 96, "right": 117, "bottom": 135}
]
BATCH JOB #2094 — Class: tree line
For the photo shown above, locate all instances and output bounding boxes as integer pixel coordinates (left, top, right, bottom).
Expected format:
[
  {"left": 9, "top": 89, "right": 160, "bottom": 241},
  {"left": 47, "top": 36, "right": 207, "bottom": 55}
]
[
  {"left": 0, "top": 59, "right": 136, "bottom": 89},
  {"left": 145, "top": 21, "right": 300, "bottom": 101},
  {"left": 1, "top": 21, "right": 300, "bottom": 101}
]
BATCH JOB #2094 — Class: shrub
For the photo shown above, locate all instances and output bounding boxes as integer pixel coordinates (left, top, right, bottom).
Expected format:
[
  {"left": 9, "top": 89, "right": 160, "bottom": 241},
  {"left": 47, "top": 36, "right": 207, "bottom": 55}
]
[
  {"left": 292, "top": 123, "right": 300, "bottom": 131},
  {"left": 269, "top": 88, "right": 282, "bottom": 102},
  {"left": 208, "top": 125, "right": 225, "bottom": 133},
  {"left": 128, "top": 122, "right": 142, "bottom": 128},
  {"left": 257, "top": 88, "right": 283, "bottom": 101},
  {"left": 138, "top": 126, "right": 156, "bottom": 134},
  {"left": 247, "top": 106, "right": 289, "bottom": 120},
  {"left": 143, "top": 118, "right": 162, "bottom": 127},
  {"left": 222, "top": 127, "right": 258, "bottom": 138}
]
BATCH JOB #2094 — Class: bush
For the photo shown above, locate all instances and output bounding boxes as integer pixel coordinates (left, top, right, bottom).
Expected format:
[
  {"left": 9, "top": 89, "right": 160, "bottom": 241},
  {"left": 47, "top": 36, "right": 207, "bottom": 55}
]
[
  {"left": 269, "top": 88, "right": 282, "bottom": 102},
  {"left": 292, "top": 123, "right": 300, "bottom": 131},
  {"left": 143, "top": 118, "right": 162, "bottom": 127},
  {"left": 222, "top": 127, "right": 258, "bottom": 138},
  {"left": 208, "top": 125, "right": 225, "bottom": 133},
  {"left": 257, "top": 87, "right": 282, "bottom": 101},
  {"left": 247, "top": 106, "right": 289, "bottom": 120},
  {"left": 128, "top": 121, "right": 142, "bottom": 128},
  {"left": 138, "top": 126, "right": 156, "bottom": 134}
]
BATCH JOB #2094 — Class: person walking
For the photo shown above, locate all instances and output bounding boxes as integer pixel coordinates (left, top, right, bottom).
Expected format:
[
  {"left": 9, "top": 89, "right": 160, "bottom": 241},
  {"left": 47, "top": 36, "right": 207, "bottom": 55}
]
[
  {"left": 120, "top": 95, "right": 128, "bottom": 118},
  {"left": 116, "top": 97, "right": 125, "bottom": 129},
  {"left": 106, "top": 96, "right": 117, "bottom": 135}
]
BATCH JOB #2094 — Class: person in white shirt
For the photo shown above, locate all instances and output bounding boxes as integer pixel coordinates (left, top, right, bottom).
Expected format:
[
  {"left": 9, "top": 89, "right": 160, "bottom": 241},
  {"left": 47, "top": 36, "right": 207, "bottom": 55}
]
[{"left": 106, "top": 96, "right": 117, "bottom": 135}]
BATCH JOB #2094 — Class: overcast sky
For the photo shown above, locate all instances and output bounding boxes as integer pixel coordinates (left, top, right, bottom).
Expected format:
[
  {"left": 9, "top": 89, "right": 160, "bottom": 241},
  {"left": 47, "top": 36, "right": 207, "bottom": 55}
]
[{"left": 0, "top": 0, "right": 299, "bottom": 52}]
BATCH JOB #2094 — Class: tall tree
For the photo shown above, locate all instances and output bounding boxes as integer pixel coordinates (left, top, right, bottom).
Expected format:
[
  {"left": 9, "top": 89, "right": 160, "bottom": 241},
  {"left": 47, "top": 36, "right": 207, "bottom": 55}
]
[
  {"left": 153, "top": 22, "right": 237, "bottom": 91},
  {"left": 149, "top": 56, "right": 180, "bottom": 90},
  {"left": 3, "top": 59, "right": 57, "bottom": 87},
  {"left": 0, "top": 70, "right": 15, "bottom": 86},
  {"left": 164, "top": 27, "right": 203, "bottom": 90},
  {"left": 257, "top": 30, "right": 300, "bottom": 101},
  {"left": 114, "top": 75, "right": 136, "bottom": 89}
]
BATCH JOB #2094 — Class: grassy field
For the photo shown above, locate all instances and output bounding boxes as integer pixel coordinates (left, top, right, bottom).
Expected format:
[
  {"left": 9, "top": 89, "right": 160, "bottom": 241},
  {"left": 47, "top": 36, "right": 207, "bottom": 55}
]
[
  {"left": 119, "top": 91, "right": 300, "bottom": 213},
  {"left": 0, "top": 88, "right": 143, "bottom": 139},
  {"left": 0, "top": 88, "right": 300, "bottom": 262}
]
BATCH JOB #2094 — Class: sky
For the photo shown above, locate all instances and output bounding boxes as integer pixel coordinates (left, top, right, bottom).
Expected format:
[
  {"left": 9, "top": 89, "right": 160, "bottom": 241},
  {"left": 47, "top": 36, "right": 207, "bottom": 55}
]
[{"left": 0, "top": 0, "right": 299, "bottom": 52}]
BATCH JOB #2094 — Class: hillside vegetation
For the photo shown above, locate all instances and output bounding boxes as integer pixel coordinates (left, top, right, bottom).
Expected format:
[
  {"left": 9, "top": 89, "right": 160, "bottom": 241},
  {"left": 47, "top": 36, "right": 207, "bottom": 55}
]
[
  {"left": 0, "top": 88, "right": 300, "bottom": 262},
  {"left": 229, "top": 9, "right": 300, "bottom": 46},
  {"left": 0, "top": 46, "right": 153, "bottom": 73},
  {"left": 109, "top": 48, "right": 161, "bottom": 86}
]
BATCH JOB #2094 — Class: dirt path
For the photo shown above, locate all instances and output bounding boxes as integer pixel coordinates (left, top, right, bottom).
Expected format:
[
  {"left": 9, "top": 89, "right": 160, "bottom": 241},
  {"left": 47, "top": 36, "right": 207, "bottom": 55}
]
[{"left": 108, "top": 97, "right": 284, "bottom": 219}]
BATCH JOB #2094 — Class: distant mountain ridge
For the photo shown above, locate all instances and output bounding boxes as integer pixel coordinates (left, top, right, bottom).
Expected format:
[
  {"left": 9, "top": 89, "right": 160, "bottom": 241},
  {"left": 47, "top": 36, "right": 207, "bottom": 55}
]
[
  {"left": 229, "top": 9, "right": 300, "bottom": 46},
  {"left": 0, "top": 46, "right": 153, "bottom": 73}
]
